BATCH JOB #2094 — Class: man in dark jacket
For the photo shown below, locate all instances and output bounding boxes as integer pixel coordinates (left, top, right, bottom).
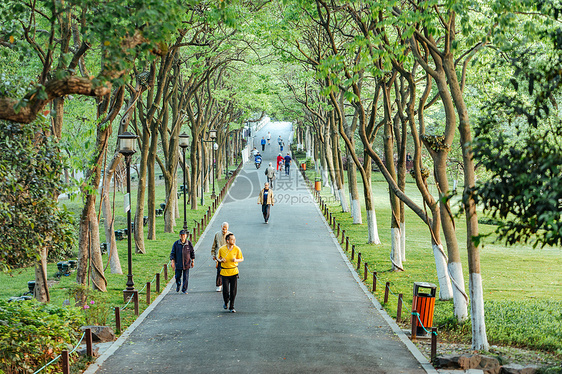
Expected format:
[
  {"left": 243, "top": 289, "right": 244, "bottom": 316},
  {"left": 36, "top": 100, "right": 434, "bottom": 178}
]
[{"left": 170, "top": 230, "right": 195, "bottom": 294}]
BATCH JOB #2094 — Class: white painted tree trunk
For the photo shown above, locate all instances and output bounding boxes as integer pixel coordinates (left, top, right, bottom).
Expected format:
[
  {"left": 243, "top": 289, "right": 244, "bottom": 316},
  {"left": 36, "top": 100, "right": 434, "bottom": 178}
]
[
  {"left": 433, "top": 244, "right": 453, "bottom": 300},
  {"left": 337, "top": 188, "right": 349, "bottom": 212},
  {"left": 470, "top": 273, "right": 489, "bottom": 350},
  {"left": 400, "top": 222, "right": 406, "bottom": 262},
  {"left": 448, "top": 261, "right": 469, "bottom": 321},
  {"left": 322, "top": 168, "right": 329, "bottom": 187},
  {"left": 351, "top": 199, "right": 362, "bottom": 224},
  {"left": 390, "top": 227, "right": 403, "bottom": 271},
  {"left": 366, "top": 210, "right": 380, "bottom": 244}
]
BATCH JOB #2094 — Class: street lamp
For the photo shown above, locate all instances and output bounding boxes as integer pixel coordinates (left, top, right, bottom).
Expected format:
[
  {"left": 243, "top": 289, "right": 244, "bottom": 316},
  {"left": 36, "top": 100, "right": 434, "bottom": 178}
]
[
  {"left": 118, "top": 131, "right": 139, "bottom": 302},
  {"left": 201, "top": 129, "right": 217, "bottom": 204},
  {"left": 179, "top": 133, "right": 190, "bottom": 231}
]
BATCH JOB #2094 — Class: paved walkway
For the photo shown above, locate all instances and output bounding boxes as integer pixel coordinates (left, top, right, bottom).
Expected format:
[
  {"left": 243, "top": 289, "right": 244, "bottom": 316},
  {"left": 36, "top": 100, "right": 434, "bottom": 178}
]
[{"left": 88, "top": 122, "right": 435, "bottom": 373}]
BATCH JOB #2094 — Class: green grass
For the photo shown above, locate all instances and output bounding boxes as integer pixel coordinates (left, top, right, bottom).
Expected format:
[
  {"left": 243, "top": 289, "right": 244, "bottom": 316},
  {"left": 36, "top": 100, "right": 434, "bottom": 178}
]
[{"left": 299, "top": 163, "right": 562, "bottom": 356}]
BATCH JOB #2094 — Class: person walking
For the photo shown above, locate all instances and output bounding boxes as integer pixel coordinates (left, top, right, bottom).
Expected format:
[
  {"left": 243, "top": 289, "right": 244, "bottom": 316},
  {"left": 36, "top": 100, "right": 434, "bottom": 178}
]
[
  {"left": 265, "top": 162, "right": 276, "bottom": 188},
  {"left": 170, "top": 230, "right": 195, "bottom": 294},
  {"left": 211, "top": 222, "right": 232, "bottom": 292},
  {"left": 217, "top": 233, "right": 244, "bottom": 313},
  {"left": 257, "top": 182, "right": 274, "bottom": 223},
  {"left": 277, "top": 135, "right": 282, "bottom": 150},
  {"left": 267, "top": 132, "right": 271, "bottom": 145},
  {"left": 260, "top": 137, "right": 266, "bottom": 151},
  {"left": 276, "top": 153, "right": 283, "bottom": 172},
  {"left": 284, "top": 152, "right": 292, "bottom": 175}
]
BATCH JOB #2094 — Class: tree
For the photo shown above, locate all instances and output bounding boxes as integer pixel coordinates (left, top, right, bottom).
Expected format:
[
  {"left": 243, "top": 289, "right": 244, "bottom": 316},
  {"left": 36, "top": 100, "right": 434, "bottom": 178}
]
[
  {"left": 0, "top": 120, "right": 75, "bottom": 301},
  {"left": 473, "top": 2, "right": 562, "bottom": 248}
]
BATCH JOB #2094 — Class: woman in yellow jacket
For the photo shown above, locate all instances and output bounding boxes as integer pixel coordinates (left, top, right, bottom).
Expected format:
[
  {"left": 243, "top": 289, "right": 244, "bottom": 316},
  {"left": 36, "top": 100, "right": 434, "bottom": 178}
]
[
  {"left": 217, "top": 233, "right": 244, "bottom": 313},
  {"left": 257, "top": 182, "right": 274, "bottom": 223}
]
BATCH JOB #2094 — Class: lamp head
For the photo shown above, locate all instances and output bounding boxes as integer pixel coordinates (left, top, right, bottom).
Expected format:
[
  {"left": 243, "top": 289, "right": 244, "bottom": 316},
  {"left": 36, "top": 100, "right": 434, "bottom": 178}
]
[
  {"left": 179, "top": 133, "right": 190, "bottom": 149},
  {"left": 118, "top": 132, "right": 139, "bottom": 156}
]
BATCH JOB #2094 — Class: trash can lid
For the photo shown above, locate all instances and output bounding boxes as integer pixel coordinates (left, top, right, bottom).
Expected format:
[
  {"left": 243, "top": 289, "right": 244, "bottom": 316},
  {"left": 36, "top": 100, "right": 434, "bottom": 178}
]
[{"left": 414, "top": 281, "right": 437, "bottom": 289}]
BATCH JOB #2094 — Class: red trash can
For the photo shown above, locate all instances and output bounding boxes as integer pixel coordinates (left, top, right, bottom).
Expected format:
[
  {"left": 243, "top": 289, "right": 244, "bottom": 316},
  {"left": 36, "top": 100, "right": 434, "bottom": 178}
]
[
  {"left": 412, "top": 282, "right": 437, "bottom": 336},
  {"left": 301, "top": 162, "right": 306, "bottom": 171}
]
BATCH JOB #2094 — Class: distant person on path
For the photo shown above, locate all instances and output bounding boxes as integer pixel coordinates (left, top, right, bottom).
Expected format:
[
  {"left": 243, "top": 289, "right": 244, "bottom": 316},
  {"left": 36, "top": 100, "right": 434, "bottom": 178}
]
[
  {"left": 252, "top": 147, "right": 258, "bottom": 157},
  {"left": 260, "top": 137, "right": 266, "bottom": 151},
  {"left": 217, "top": 233, "right": 244, "bottom": 313},
  {"left": 276, "top": 153, "right": 283, "bottom": 172},
  {"left": 265, "top": 162, "right": 276, "bottom": 188},
  {"left": 267, "top": 132, "right": 271, "bottom": 145},
  {"left": 280, "top": 142, "right": 284, "bottom": 152},
  {"left": 284, "top": 152, "right": 292, "bottom": 175},
  {"left": 211, "top": 222, "right": 232, "bottom": 292},
  {"left": 257, "top": 182, "right": 274, "bottom": 223},
  {"left": 170, "top": 230, "right": 195, "bottom": 294},
  {"left": 277, "top": 135, "right": 282, "bottom": 149}
]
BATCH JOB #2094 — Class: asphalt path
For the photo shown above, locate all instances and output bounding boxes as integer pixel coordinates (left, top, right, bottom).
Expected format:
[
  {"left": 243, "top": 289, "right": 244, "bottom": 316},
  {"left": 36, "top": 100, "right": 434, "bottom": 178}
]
[{"left": 89, "top": 122, "right": 434, "bottom": 374}]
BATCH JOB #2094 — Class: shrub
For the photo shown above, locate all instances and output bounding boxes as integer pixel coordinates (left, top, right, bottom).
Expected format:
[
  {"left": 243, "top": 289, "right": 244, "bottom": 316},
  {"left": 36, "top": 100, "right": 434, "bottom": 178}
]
[{"left": 0, "top": 300, "right": 84, "bottom": 373}]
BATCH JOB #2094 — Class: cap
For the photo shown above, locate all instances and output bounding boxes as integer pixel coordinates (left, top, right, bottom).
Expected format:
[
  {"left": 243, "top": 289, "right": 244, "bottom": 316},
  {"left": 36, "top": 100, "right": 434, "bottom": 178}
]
[{"left": 179, "top": 230, "right": 188, "bottom": 235}]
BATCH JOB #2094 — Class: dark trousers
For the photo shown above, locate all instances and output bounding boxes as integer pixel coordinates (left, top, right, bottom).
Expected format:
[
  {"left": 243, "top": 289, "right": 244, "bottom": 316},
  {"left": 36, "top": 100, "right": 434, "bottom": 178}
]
[
  {"left": 261, "top": 144, "right": 265, "bottom": 151},
  {"left": 221, "top": 274, "right": 238, "bottom": 310},
  {"left": 285, "top": 163, "right": 290, "bottom": 175},
  {"left": 175, "top": 268, "right": 190, "bottom": 292},
  {"left": 267, "top": 177, "right": 274, "bottom": 188},
  {"left": 216, "top": 262, "right": 222, "bottom": 287},
  {"left": 261, "top": 204, "right": 270, "bottom": 222}
]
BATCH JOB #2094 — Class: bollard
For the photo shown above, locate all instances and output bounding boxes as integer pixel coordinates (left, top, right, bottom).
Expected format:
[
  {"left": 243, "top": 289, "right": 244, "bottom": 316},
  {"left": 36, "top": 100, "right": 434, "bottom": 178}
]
[
  {"left": 86, "top": 327, "right": 93, "bottom": 356},
  {"left": 373, "top": 271, "right": 377, "bottom": 292},
  {"left": 351, "top": 245, "right": 355, "bottom": 260},
  {"left": 341, "top": 229, "right": 345, "bottom": 244},
  {"left": 384, "top": 282, "right": 390, "bottom": 304},
  {"left": 146, "top": 282, "right": 151, "bottom": 304},
  {"left": 164, "top": 264, "right": 168, "bottom": 280},
  {"left": 337, "top": 223, "right": 340, "bottom": 238},
  {"left": 188, "top": 232, "right": 193, "bottom": 242},
  {"left": 431, "top": 327, "right": 438, "bottom": 361},
  {"left": 134, "top": 291, "right": 139, "bottom": 316},
  {"left": 357, "top": 252, "right": 361, "bottom": 270},
  {"left": 115, "top": 307, "right": 121, "bottom": 334},
  {"left": 345, "top": 237, "right": 349, "bottom": 252},
  {"left": 156, "top": 273, "right": 160, "bottom": 293},
  {"left": 329, "top": 213, "right": 332, "bottom": 227},
  {"left": 411, "top": 308, "right": 418, "bottom": 339},
  {"left": 62, "top": 350, "right": 70, "bottom": 374},
  {"left": 364, "top": 262, "right": 368, "bottom": 281},
  {"left": 193, "top": 229, "right": 197, "bottom": 243},
  {"left": 397, "top": 293, "right": 403, "bottom": 322}
]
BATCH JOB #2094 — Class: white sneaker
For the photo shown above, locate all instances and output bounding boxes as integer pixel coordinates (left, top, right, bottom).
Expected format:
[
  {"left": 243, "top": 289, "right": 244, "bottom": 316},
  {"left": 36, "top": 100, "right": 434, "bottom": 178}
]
[{"left": 216, "top": 286, "right": 222, "bottom": 292}]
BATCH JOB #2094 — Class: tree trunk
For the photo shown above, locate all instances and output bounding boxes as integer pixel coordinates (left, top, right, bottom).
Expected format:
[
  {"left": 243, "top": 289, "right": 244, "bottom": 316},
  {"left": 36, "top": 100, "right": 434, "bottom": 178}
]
[
  {"left": 146, "top": 122, "right": 159, "bottom": 240},
  {"left": 443, "top": 50, "right": 488, "bottom": 350},
  {"left": 134, "top": 123, "right": 150, "bottom": 254},
  {"left": 33, "top": 247, "right": 50, "bottom": 303},
  {"left": 76, "top": 195, "right": 107, "bottom": 293}
]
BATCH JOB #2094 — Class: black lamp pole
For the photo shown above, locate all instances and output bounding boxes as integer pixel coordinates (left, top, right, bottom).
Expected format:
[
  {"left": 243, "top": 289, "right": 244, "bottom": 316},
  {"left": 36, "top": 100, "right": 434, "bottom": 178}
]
[
  {"left": 118, "top": 132, "right": 139, "bottom": 302},
  {"left": 179, "top": 133, "right": 190, "bottom": 231}
]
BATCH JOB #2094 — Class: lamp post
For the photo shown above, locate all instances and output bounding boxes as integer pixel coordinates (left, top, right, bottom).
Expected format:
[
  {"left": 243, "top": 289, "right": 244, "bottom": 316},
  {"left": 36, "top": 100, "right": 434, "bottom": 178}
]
[
  {"left": 179, "top": 133, "right": 190, "bottom": 231},
  {"left": 118, "top": 131, "right": 139, "bottom": 302},
  {"left": 201, "top": 129, "right": 217, "bottom": 204}
]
